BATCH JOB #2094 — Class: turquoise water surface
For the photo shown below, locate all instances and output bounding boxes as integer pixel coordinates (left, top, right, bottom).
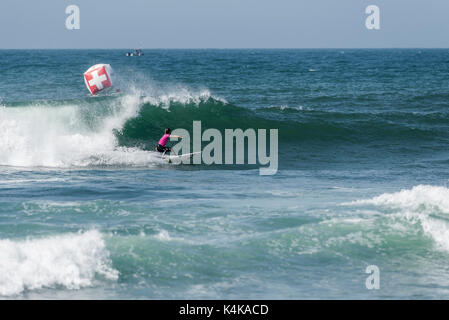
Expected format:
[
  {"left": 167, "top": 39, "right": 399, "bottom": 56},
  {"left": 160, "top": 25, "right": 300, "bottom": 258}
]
[{"left": 1, "top": 49, "right": 449, "bottom": 299}]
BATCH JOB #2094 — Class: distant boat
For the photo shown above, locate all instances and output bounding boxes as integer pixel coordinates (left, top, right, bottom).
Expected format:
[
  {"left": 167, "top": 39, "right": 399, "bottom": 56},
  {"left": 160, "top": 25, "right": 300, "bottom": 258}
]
[{"left": 125, "top": 49, "right": 144, "bottom": 57}]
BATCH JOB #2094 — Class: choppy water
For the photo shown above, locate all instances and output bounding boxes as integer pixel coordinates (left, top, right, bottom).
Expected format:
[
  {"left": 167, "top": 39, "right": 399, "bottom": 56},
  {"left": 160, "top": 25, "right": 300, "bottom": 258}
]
[{"left": 1, "top": 49, "right": 449, "bottom": 299}]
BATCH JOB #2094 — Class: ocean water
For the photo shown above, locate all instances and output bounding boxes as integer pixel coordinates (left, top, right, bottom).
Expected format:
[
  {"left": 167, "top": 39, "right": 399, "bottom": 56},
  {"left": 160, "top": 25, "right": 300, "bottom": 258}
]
[{"left": 1, "top": 49, "right": 449, "bottom": 299}]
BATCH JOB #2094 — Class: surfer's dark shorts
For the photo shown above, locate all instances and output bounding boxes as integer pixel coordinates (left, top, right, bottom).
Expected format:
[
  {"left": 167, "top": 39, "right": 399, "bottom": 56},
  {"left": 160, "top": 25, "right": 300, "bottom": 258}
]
[{"left": 156, "top": 144, "right": 171, "bottom": 153}]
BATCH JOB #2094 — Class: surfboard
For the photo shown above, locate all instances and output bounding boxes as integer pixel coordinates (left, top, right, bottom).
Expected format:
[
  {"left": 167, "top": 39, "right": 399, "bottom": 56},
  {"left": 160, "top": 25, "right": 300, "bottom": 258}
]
[{"left": 165, "top": 152, "right": 201, "bottom": 163}]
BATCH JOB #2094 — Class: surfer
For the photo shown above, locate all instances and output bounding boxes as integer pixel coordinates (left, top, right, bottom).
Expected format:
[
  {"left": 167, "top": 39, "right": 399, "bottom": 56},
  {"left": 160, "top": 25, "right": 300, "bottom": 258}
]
[{"left": 156, "top": 128, "right": 182, "bottom": 155}]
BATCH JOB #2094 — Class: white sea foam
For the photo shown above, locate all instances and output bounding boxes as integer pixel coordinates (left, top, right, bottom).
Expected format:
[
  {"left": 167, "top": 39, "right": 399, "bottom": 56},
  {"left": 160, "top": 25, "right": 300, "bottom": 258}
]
[
  {"left": 346, "top": 185, "right": 449, "bottom": 251},
  {"left": 154, "top": 230, "right": 172, "bottom": 241},
  {"left": 142, "top": 88, "right": 226, "bottom": 109},
  {"left": 0, "top": 94, "right": 140, "bottom": 167},
  {"left": 0, "top": 230, "right": 118, "bottom": 296},
  {"left": 273, "top": 105, "right": 305, "bottom": 111},
  {"left": 347, "top": 185, "right": 449, "bottom": 214}
]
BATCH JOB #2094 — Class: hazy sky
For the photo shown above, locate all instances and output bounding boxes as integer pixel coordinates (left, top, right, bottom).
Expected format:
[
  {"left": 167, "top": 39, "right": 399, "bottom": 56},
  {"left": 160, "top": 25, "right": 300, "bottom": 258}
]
[{"left": 1, "top": 0, "right": 449, "bottom": 48}]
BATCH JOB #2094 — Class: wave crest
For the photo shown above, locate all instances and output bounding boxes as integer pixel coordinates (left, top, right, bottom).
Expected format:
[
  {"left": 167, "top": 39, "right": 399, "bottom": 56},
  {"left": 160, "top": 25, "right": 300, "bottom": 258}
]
[{"left": 346, "top": 185, "right": 449, "bottom": 251}]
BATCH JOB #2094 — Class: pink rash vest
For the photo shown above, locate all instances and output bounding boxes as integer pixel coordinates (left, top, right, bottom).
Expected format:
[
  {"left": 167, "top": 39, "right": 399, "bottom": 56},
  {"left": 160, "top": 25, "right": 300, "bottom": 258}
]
[{"left": 158, "top": 134, "right": 170, "bottom": 146}]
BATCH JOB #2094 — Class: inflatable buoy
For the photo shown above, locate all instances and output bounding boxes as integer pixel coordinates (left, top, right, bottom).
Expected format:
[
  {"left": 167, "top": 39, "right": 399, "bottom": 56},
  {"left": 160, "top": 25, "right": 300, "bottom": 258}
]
[{"left": 83, "top": 64, "right": 113, "bottom": 95}]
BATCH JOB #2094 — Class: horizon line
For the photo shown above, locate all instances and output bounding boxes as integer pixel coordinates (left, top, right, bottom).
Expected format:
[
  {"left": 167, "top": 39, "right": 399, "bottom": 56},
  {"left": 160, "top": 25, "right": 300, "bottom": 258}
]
[{"left": 1, "top": 47, "right": 449, "bottom": 50}]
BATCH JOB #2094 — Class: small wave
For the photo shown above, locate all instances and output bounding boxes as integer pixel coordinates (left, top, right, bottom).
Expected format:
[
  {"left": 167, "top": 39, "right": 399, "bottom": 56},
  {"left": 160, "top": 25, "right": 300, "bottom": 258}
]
[
  {"left": 260, "top": 105, "right": 306, "bottom": 112},
  {"left": 346, "top": 185, "right": 449, "bottom": 214},
  {"left": 346, "top": 185, "right": 449, "bottom": 252},
  {"left": 0, "top": 230, "right": 118, "bottom": 296}
]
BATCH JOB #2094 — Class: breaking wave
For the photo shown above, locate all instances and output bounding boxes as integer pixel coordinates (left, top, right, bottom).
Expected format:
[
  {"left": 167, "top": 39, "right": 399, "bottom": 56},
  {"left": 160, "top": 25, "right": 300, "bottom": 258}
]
[
  {"left": 0, "top": 230, "right": 118, "bottom": 296},
  {"left": 346, "top": 185, "right": 449, "bottom": 252},
  {"left": 1, "top": 82, "right": 448, "bottom": 168}
]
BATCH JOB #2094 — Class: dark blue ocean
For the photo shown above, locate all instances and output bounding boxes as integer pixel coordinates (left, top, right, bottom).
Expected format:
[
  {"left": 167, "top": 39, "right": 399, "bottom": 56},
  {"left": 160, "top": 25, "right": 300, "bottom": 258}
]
[{"left": 1, "top": 49, "right": 449, "bottom": 299}]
